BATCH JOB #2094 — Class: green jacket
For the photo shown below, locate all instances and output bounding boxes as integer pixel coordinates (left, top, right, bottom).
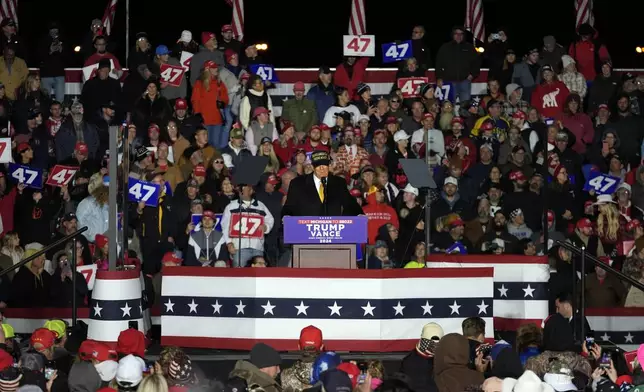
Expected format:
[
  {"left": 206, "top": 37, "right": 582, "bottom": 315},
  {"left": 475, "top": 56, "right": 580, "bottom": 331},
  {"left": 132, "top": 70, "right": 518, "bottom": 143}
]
[
  {"left": 229, "top": 360, "right": 283, "bottom": 392},
  {"left": 281, "top": 98, "right": 317, "bottom": 134}
]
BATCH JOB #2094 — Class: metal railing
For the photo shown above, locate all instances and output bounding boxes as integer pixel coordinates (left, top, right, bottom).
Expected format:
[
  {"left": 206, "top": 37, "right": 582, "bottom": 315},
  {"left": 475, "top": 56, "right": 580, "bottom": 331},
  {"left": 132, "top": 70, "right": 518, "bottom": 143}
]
[
  {"left": 0, "top": 227, "right": 88, "bottom": 326},
  {"left": 556, "top": 240, "right": 644, "bottom": 340}
]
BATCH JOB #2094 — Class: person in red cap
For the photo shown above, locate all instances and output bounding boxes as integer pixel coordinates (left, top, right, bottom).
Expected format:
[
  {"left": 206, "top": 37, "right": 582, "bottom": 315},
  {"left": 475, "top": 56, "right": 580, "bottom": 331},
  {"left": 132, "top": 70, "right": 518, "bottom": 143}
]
[
  {"left": 245, "top": 107, "right": 278, "bottom": 155},
  {"left": 272, "top": 121, "right": 297, "bottom": 166},
  {"left": 219, "top": 24, "right": 242, "bottom": 55},
  {"left": 189, "top": 32, "right": 224, "bottom": 86},
  {"left": 116, "top": 327, "right": 146, "bottom": 358},
  {"left": 568, "top": 218, "right": 605, "bottom": 259},
  {"left": 411, "top": 112, "right": 445, "bottom": 167},
  {"left": 192, "top": 60, "right": 229, "bottom": 149},
  {"left": 30, "top": 328, "right": 57, "bottom": 359},
  {"left": 281, "top": 81, "right": 317, "bottom": 138},
  {"left": 584, "top": 255, "right": 627, "bottom": 308},
  {"left": 239, "top": 74, "right": 276, "bottom": 130},
  {"left": 281, "top": 326, "right": 325, "bottom": 391}
]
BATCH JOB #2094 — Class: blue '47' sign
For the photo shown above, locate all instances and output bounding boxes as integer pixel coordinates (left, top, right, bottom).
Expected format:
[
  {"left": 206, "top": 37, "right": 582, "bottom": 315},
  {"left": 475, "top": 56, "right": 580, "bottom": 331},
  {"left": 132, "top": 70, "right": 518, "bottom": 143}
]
[
  {"left": 128, "top": 177, "right": 161, "bottom": 207},
  {"left": 583, "top": 172, "right": 620, "bottom": 195},
  {"left": 381, "top": 40, "right": 412, "bottom": 63},
  {"left": 8, "top": 163, "right": 43, "bottom": 189},
  {"left": 250, "top": 64, "right": 278, "bottom": 82}
]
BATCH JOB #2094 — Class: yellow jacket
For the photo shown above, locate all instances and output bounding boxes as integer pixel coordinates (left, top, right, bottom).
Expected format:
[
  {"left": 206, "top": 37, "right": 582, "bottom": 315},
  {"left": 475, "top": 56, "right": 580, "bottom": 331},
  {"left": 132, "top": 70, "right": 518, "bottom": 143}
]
[{"left": 0, "top": 57, "right": 29, "bottom": 100}]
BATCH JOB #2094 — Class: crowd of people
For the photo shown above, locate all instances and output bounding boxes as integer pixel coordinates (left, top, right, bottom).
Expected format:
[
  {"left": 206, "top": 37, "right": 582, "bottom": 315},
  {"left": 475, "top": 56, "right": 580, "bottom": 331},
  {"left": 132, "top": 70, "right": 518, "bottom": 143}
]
[{"left": 0, "top": 11, "right": 643, "bottom": 392}]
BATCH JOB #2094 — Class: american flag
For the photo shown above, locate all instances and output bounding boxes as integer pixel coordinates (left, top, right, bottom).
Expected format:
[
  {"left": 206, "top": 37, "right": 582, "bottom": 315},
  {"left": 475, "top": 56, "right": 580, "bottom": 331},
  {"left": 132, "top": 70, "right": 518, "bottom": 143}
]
[
  {"left": 348, "top": 0, "right": 366, "bottom": 36},
  {"left": 427, "top": 255, "right": 549, "bottom": 331},
  {"left": 224, "top": 0, "right": 244, "bottom": 42},
  {"left": 101, "top": 0, "right": 118, "bottom": 36},
  {"left": 575, "top": 0, "right": 595, "bottom": 30},
  {"left": 587, "top": 308, "right": 644, "bottom": 352},
  {"left": 464, "top": 0, "right": 485, "bottom": 44},
  {"left": 0, "top": 0, "right": 18, "bottom": 28},
  {"left": 160, "top": 267, "right": 494, "bottom": 351}
]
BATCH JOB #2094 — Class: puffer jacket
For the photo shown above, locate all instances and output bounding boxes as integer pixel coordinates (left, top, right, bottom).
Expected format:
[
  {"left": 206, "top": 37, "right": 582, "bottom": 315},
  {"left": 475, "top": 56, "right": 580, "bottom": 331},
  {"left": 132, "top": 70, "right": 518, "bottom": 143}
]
[
  {"left": 280, "top": 358, "right": 314, "bottom": 392},
  {"left": 229, "top": 360, "right": 282, "bottom": 392}
]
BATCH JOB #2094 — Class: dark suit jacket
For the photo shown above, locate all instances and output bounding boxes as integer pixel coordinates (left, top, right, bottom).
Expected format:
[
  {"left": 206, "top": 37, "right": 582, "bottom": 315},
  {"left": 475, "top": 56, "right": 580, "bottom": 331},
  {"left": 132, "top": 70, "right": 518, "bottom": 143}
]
[{"left": 282, "top": 174, "right": 363, "bottom": 217}]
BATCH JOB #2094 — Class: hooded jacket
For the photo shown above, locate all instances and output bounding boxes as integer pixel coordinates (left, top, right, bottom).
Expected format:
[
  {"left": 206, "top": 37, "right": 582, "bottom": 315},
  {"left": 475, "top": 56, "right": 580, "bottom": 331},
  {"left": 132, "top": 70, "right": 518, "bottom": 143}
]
[
  {"left": 363, "top": 192, "right": 399, "bottom": 244},
  {"left": 281, "top": 356, "right": 314, "bottom": 392},
  {"left": 9, "top": 249, "right": 53, "bottom": 307},
  {"left": 434, "top": 333, "right": 484, "bottom": 392},
  {"left": 229, "top": 360, "right": 281, "bottom": 392}
]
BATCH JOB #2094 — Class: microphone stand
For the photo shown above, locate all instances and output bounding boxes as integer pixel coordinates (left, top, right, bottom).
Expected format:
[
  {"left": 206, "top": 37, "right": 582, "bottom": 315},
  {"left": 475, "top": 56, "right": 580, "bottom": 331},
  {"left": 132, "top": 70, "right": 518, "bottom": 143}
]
[{"left": 236, "top": 187, "right": 245, "bottom": 268}]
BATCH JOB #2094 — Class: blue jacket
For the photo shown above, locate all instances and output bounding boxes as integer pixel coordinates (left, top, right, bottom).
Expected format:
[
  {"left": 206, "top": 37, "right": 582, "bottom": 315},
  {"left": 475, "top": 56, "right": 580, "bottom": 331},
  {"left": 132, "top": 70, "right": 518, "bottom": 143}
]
[{"left": 306, "top": 82, "right": 336, "bottom": 123}]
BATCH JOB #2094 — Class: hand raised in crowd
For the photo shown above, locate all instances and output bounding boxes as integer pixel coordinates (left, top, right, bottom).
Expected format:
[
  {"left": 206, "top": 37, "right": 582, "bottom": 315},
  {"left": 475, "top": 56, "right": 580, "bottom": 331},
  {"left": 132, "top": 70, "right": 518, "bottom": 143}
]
[
  {"left": 17, "top": 183, "right": 26, "bottom": 194},
  {"left": 137, "top": 201, "right": 146, "bottom": 214},
  {"left": 475, "top": 350, "right": 490, "bottom": 373},
  {"left": 186, "top": 222, "right": 196, "bottom": 234}
]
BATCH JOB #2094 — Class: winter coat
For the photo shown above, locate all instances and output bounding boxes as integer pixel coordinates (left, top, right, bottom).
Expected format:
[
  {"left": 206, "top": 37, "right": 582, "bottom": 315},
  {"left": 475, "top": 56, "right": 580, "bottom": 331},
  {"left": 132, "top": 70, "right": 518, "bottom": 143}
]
[
  {"left": 281, "top": 357, "right": 314, "bottom": 392},
  {"left": 191, "top": 78, "right": 229, "bottom": 125}
]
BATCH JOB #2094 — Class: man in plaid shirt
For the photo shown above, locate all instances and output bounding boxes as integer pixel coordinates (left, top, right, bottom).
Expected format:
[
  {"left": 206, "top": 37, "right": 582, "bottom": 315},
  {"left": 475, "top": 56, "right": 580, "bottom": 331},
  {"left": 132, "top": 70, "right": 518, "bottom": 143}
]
[{"left": 503, "top": 83, "right": 530, "bottom": 119}]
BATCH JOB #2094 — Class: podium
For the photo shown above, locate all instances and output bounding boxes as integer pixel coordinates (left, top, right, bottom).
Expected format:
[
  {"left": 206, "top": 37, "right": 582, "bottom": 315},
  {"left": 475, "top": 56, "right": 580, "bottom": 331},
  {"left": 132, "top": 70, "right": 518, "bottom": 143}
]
[{"left": 283, "top": 216, "right": 368, "bottom": 269}]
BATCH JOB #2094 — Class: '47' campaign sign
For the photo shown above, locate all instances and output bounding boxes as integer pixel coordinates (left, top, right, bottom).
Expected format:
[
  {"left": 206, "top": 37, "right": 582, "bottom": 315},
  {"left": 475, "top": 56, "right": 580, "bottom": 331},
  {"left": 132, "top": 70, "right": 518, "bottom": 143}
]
[
  {"left": 397, "top": 77, "right": 428, "bottom": 98},
  {"left": 46, "top": 165, "right": 78, "bottom": 187},
  {"left": 381, "top": 40, "right": 412, "bottom": 63},
  {"left": 8, "top": 163, "right": 43, "bottom": 189},
  {"left": 584, "top": 172, "right": 620, "bottom": 195},
  {"left": 159, "top": 64, "right": 185, "bottom": 87},
  {"left": 250, "top": 64, "right": 278, "bottom": 82},
  {"left": 0, "top": 138, "right": 10, "bottom": 163},
  {"left": 128, "top": 177, "right": 161, "bottom": 207},
  {"left": 343, "top": 35, "right": 375, "bottom": 57},
  {"left": 229, "top": 214, "right": 265, "bottom": 239}
]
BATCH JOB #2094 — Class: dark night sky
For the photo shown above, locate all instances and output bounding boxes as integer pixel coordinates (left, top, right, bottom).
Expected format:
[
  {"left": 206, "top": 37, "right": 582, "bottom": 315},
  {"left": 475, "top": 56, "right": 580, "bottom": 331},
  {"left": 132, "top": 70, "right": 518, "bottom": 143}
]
[{"left": 16, "top": 0, "right": 644, "bottom": 69}]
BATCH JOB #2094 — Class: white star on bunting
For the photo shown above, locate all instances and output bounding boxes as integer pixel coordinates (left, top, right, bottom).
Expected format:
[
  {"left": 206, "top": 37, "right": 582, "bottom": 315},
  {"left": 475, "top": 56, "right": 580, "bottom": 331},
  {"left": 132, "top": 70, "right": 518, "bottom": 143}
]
[
  {"left": 164, "top": 299, "right": 174, "bottom": 313},
  {"left": 188, "top": 299, "right": 199, "bottom": 314},
  {"left": 477, "top": 300, "right": 489, "bottom": 315},
  {"left": 600, "top": 333, "right": 611, "bottom": 341},
  {"left": 262, "top": 300, "right": 276, "bottom": 315},
  {"left": 393, "top": 301, "right": 406, "bottom": 316},
  {"left": 328, "top": 301, "right": 343, "bottom": 316},
  {"left": 121, "top": 303, "right": 132, "bottom": 317},
  {"left": 449, "top": 300, "right": 461, "bottom": 315},
  {"left": 93, "top": 303, "right": 103, "bottom": 317},
  {"left": 236, "top": 300, "right": 246, "bottom": 315},
  {"left": 211, "top": 300, "right": 222, "bottom": 314},
  {"left": 421, "top": 301, "right": 433, "bottom": 315},
  {"left": 361, "top": 302, "right": 375, "bottom": 316},
  {"left": 625, "top": 333, "right": 634, "bottom": 343},
  {"left": 498, "top": 284, "right": 509, "bottom": 297},
  {"left": 295, "top": 301, "right": 309, "bottom": 316},
  {"left": 523, "top": 284, "right": 535, "bottom": 298}
]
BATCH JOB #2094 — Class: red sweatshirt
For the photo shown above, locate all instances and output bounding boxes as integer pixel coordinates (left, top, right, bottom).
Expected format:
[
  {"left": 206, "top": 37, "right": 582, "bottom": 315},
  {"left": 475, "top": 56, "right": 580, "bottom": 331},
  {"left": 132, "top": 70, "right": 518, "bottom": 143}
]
[
  {"left": 531, "top": 81, "right": 570, "bottom": 119},
  {"left": 363, "top": 193, "right": 399, "bottom": 244},
  {"left": 568, "top": 40, "right": 610, "bottom": 81},
  {"left": 0, "top": 187, "right": 17, "bottom": 236},
  {"left": 334, "top": 57, "right": 369, "bottom": 100}
]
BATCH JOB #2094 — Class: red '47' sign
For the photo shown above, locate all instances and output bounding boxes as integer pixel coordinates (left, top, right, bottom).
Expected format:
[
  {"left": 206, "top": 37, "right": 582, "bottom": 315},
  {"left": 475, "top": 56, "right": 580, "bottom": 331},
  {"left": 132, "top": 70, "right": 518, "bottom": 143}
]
[
  {"left": 397, "top": 77, "right": 429, "bottom": 98},
  {"left": 229, "top": 214, "right": 265, "bottom": 239},
  {"left": 46, "top": 165, "right": 78, "bottom": 187},
  {"left": 0, "top": 138, "right": 10, "bottom": 163},
  {"left": 159, "top": 64, "right": 185, "bottom": 87},
  {"left": 343, "top": 35, "right": 375, "bottom": 57}
]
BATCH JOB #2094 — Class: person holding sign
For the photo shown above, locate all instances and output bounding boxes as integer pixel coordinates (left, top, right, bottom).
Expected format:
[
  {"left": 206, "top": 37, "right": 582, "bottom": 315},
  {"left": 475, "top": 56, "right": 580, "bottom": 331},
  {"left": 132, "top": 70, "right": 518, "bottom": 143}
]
[
  {"left": 185, "top": 210, "right": 227, "bottom": 267},
  {"left": 191, "top": 61, "right": 229, "bottom": 149},
  {"left": 221, "top": 183, "right": 274, "bottom": 267},
  {"left": 435, "top": 26, "right": 481, "bottom": 103},
  {"left": 132, "top": 171, "right": 177, "bottom": 275},
  {"left": 149, "top": 45, "right": 187, "bottom": 101}
]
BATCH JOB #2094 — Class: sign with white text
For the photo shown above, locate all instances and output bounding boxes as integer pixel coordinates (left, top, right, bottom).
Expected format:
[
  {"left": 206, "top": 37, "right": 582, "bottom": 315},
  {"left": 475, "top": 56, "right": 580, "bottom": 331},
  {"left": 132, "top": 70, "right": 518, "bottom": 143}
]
[
  {"left": 343, "top": 35, "right": 375, "bottom": 57},
  {"left": 159, "top": 64, "right": 185, "bottom": 87},
  {"left": 381, "top": 40, "right": 412, "bottom": 63},
  {"left": 283, "top": 216, "right": 368, "bottom": 244},
  {"left": 397, "top": 77, "right": 428, "bottom": 98},
  {"left": 8, "top": 163, "right": 43, "bottom": 189},
  {"left": 46, "top": 165, "right": 78, "bottom": 187}
]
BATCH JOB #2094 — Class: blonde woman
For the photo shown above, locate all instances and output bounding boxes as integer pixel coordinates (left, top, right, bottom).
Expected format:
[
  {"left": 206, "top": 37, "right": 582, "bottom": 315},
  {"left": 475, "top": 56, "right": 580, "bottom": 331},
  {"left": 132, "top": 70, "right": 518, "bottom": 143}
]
[
  {"left": 137, "top": 374, "right": 168, "bottom": 392},
  {"left": 597, "top": 200, "right": 621, "bottom": 253},
  {"left": 15, "top": 73, "right": 51, "bottom": 125},
  {"left": 191, "top": 61, "right": 229, "bottom": 149},
  {"left": 76, "top": 173, "right": 110, "bottom": 242},
  {"left": 1, "top": 231, "right": 24, "bottom": 267},
  {"left": 257, "top": 138, "right": 281, "bottom": 173}
]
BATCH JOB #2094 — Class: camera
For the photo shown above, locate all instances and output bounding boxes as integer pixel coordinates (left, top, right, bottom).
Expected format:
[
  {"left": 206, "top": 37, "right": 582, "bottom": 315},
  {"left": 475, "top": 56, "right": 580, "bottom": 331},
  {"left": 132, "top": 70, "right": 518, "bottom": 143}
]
[
  {"left": 599, "top": 353, "right": 611, "bottom": 369},
  {"left": 478, "top": 343, "right": 492, "bottom": 358},
  {"left": 491, "top": 33, "right": 501, "bottom": 41},
  {"left": 585, "top": 337, "right": 595, "bottom": 348}
]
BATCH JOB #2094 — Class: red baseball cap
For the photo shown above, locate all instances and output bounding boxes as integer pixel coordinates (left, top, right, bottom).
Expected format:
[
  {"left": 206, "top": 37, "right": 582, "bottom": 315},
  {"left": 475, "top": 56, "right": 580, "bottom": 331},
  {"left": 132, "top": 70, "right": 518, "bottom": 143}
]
[
  {"left": 175, "top": 98, "right": 188, "bottom": 110},
  {"left": 17, "top": 142, "right": 31, "bottom": 153},
  {"left": 385, "top": 116, "right": 398, "bottom": 124},
  {"left": 267, "top": 175, "right": 280, "bottom": 185},
  {"left": 547, "top": 210, "right": 554, "bottom": 223},
  {"left": 374, "top": 129, "right": 386, "bottom": 137},
  {"left": 293, "top": 81, "right": 305, "bottom": 92},
  {"left": 576, "top": 218, "right": 593, "bottom": 230},
  {"left": 31, "top": 328, "right": 56, "bottom": 350},
  {"left": 201, "top": 31, "right": 215, "bottom": 45},
  {"left": 512, "top": 111, "right": 527, "bottom": 120},
  {"left": 116, "top": 328, "right": 146, "bottom": 358},
  {"left": 422, "top": 113, "right": 435, "bottom": 121},
  {"left": 162, "top": 251, "right": 183, "bottom": 265},
  {"left": 221, "top": 24, "right": 233, "bottom": 33},
  {"left": 509, "top": 171, "right": 527, "bottom": 182},
  {"left": 148, "top": 123, "right": 160, "bottom": 135},
  {"left": 253, "top": 107, "right": 270, "bottom": 118},
  {"left": 299, "top": 325, "right": 323, "bottom": 351},
  {"left": 203, "top": 210, "right": 215, "bottom": 220},
  {"left": 92, "top": 341, "right": 118, "bottom": 362},
  {"left": 204, "top": 60, "right": 218, "bottom": 69},
  {"left": 78, "top": 340, "right": 97, "bottom": 361},
  {"left": 597, "top": 104, "right": 610, "bottom": 112},
  {"left": 75, "top": 141, "right": 89, "bottom": 155},
  {"left": 193, "top": 164, "right": 207, "bottom": 177},
  {"left": 337, "top": 363, "right": 360, "bottom": 389},
  {"left": 451, "top": 117, "right": 465, "bottom": 126},
  {"left": 350, "top": 188, "right": 362, "bottom": 197}
]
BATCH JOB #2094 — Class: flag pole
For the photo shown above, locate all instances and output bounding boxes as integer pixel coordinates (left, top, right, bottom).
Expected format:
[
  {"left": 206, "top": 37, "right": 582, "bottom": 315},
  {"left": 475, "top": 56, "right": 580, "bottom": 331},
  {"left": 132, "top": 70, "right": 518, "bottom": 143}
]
[{"left": 125, "top": 0, "right": 130, "bottom": 62}]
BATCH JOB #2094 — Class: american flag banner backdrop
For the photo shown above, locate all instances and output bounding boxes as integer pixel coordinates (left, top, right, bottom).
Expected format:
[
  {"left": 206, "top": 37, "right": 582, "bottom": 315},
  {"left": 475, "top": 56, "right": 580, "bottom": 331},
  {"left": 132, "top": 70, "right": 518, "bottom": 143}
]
[
  {"left": 101, "top": 0, "right": 118, "bottom": 36},
  {"left": 161, "top": 267, "right": 494, "bottom": 351},
  {"left": 225, "top": 0, "right": 245, "bottom": 41},
  {"left": 464, "top": 0, "right": 485, "bottom": 44},
  {"left": 426, "top": 255, "right": 549, "bottom": 331},
  {"left": 575, "top": 0, "right": 595, "bottom": 30},
  {"left": 587, "top": 308, "right": 644, "bottom": 352},
  {"left": 348, "top": 0, "right": 366, "bottom": 36},
  {"left": 0, "top": 0, "right": 18, "bottom": 27}
]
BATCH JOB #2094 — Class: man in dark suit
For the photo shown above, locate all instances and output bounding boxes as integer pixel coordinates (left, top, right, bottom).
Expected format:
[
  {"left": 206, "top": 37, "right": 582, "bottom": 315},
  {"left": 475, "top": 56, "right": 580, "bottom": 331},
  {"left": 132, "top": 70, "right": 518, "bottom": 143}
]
[
  {"left": 282, "top": 150, "right": 363, "bottom": 217},
  {"left": 555, "top": 291, "right": 593, "bottom": 341}
]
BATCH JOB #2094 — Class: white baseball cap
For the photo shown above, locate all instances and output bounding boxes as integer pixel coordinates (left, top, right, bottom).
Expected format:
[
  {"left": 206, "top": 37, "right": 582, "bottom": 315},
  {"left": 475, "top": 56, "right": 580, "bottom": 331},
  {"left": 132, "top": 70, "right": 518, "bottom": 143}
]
[
  {"left": 393, "top": 130, "right": 410, "bottom": 142},
  {"left": 403, "top": 183, "right": 419, "bottom": 196},
  {"left": 179, "top": 30, "right": 193, "bottom": 43},
  {"left": 444, "top": 177, "right": 459, "bottom": 187}
]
